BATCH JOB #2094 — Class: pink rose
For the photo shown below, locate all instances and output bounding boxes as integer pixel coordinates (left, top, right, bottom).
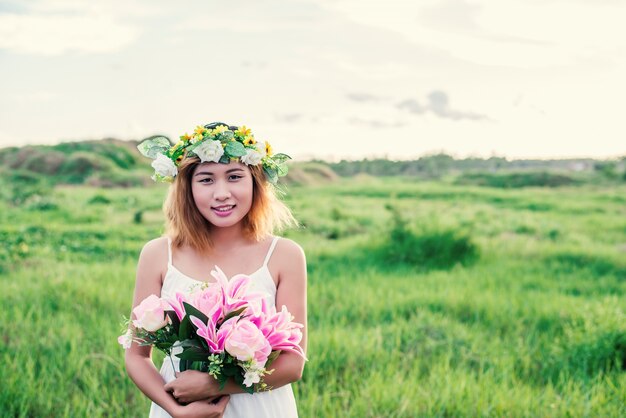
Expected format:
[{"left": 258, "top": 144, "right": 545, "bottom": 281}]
[
  {"left": 222, "top": 317, "right": 271, "bottom": 366},
  {"left": 192, "top": 284, "right": 224, "bottom": 326},
  {"left": 132, "top": 294, "right": 170, "bottom": 332}
]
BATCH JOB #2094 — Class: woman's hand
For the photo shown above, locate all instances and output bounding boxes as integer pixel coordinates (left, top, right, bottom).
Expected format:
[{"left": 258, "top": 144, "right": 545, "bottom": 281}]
[
  {"left": 164, "top": 370, "right": 221, "bottom": 403},
  {"left": 173, "top": 395, "right": 230, "bottom": 418}
]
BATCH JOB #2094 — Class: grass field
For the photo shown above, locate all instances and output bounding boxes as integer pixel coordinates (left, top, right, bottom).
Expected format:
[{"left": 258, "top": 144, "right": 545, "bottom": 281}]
[{"left": 1, "top": 177, "right": 625, "bottom": 417}]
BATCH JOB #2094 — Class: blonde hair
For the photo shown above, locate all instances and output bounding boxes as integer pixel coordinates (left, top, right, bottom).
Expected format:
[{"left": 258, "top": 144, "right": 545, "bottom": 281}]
[{"left": 164, "top": 157, "right": 298, "bottom": 252}]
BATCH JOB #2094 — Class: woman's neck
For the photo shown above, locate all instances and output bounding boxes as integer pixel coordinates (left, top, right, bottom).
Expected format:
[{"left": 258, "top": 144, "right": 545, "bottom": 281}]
[{"left": 210, "top": 224, "right": 251, "bottom": 252}]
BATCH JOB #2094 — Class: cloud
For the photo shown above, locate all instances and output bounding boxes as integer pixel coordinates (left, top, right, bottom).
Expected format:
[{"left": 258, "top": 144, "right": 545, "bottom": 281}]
[
  {"left": 397, "top": 91, "right": 489, "bottom": 121},
  {"left": 0, "top": 0, "right": 144, "bottom": 55},
  {"left": 419, "top": 0, "right": 549, "bottom": 46},
  {"left": 397, "top": 99, "right": 425, "bottom": 115},
  {"left": 346, "top": 92, "right": 383, "bottom": 103},
  {"left": 0, "top": 13, "right": 139, "bottom": 55},
  {"left": 347, "top": 117, "right": 407, "bottom": 129},
  {"left": 275, "top": 113, "right": 305, "bottom": 123}
]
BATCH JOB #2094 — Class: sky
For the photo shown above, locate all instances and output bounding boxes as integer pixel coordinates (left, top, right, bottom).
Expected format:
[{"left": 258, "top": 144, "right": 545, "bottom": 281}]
[{"left": 1, "top": 0, "right": 625, "bottom": 161}]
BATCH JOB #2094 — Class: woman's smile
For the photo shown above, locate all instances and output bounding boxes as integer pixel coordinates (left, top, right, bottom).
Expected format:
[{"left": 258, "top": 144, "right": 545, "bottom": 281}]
[{"left": 211, "top": 204, "right": 236, "bottom": 217}]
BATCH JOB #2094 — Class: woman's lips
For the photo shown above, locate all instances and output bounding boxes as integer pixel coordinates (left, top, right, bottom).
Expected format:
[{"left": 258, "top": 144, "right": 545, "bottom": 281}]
[{"left": 212, "top": 205, "right": 235, "bottom": 217}]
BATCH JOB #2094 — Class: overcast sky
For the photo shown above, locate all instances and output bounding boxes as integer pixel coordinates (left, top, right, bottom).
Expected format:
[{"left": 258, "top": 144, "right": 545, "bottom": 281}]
[{"left": 1, "top": 0, "right": 624, "bottom": 161}]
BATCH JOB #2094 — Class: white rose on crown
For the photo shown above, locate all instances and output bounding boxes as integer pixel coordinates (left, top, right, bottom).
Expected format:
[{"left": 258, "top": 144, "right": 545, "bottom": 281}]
[
  {"left": 151, "top": 153, "right": 178, "bottom": 178},
  {"left": 241, "top": 149, "right": 263, "bottom": 165},
  {"left": 195, "top": 139, "right": 225, "bottom": 163},
  {"left": 255, "top": 141, "right": 268, "bottom": 158}
]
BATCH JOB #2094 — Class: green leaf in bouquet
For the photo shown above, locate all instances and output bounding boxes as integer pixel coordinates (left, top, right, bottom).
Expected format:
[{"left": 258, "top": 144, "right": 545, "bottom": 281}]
[
  {"left": 224, "top": 140, "right": 247, "bottom": 157},
  {"left": 182, "top": 302, "right": 209, "bottom": 324},
  {"left": 221, "top": 306, "right": 247, "bottom": 324},
  {"left": 176, "top": 347, "right": 210, "bottom": 362},
  {"left": 178, "top": 316, "right": 193, "bottom": 341},
  {"left": 166, "top": 311, "right": 180, "bottom": 333},
  {"left": 265, "top": 350, "right": 281, "bottom": 368},
  {"left": 179, "top": 359, "right": 191, "bottom": 372},
  {"left": 155, "top": 341, "right": 175, "bottom": 351},
  {"left": 219, "top": 154, "right": 231, "bottom": 164},
  {"left": 187, "top": 360, "right": 208, "bottom": 371},
  {"left": 137, "top": 136, "right": 171, "bottom": 159},
  {"left": 217, "top": 374, "right": 229, "bottom": 391},
  {"left": 221, "top": 364, "right": 239, "bottom": 376},
  {"left": 232, "top": 372, "right": 254, "bottom": 394},
  {"left": 178, "top": 339, "right": 204, "bottom": 348}
]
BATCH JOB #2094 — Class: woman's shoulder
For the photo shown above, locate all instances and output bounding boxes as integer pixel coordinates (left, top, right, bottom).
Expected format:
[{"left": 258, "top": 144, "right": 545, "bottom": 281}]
[
  {"left": 138, "top": 236, "right": 169, "bottom": 262},
  {"left": 273, "top": 236, "right": 305, "bottom": 258},
  {"left": 272, "top": 236, "right": 306, "bottom": 270}
]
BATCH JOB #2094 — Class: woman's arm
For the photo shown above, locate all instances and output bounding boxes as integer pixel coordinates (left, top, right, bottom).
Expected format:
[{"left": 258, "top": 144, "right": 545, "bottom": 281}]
[
  {"left": 257, "top": 238, "right": 308, "bottom": 386},
  {"left": 165, "top": 238, "right": 308, "bottom": 401},
  {"left": 123, "top": 238, "right": 185, "bottom": 417},
  {"left": 224, "top": 238, "right": 308, "bottom": 391}
]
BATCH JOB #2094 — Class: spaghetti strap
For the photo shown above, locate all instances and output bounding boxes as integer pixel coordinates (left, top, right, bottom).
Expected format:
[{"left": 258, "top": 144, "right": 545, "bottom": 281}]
[
  {"left": 166, "top": 237, "right": 173, "bottom": 266},
  {"left": 263, "top": 236, "right": 280, "bottom": 267}
]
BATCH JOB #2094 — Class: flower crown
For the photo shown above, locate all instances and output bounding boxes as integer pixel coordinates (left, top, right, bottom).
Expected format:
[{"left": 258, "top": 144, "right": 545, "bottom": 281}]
[{"left": 137, "top": 122, "right": 291, "bottom": 184}]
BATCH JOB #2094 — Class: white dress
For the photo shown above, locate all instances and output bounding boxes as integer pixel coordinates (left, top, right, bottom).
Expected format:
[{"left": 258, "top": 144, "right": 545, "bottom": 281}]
[{"left": 148, "top": 236, "right": 299, "bottom": 418}]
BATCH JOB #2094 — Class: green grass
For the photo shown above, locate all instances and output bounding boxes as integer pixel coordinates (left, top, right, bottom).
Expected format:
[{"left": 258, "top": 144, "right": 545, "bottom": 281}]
[{"left": 1, "top": 178, "right": 625, "bottom": 417}]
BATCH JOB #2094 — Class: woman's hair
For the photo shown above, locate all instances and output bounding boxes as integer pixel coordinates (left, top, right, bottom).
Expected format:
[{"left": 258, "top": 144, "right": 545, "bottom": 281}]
[{"left": 164, "top": 156, "right": 298, "bottom": 252}]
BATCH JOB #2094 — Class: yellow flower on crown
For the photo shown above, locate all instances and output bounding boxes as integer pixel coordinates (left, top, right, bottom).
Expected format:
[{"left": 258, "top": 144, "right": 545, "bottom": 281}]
[
  {"left": 213, "top": 125, "right": 228, "bottom": 134},
  {"left": 138, "top": 121, "right": 291, "bottom": 185},
  {"left": 236, "top": 125, "right": 252, "bottom": 137}
]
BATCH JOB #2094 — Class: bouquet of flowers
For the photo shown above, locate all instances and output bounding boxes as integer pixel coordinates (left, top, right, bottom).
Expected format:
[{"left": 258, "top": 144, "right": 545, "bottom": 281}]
[{"left": 118, "top": 267, "right": 305, "bottom": 392}]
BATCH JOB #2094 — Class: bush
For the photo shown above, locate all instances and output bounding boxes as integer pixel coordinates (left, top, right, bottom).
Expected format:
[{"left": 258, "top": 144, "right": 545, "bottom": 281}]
[
  {"left": 0, "top": 169, "right": 52, "bottom": 205},
  {"left": 85, "top": 170, "right": 148, "bottom": 188},
  {"left": 21, "top": 150, "right": 67, "bottom": 175},
  {"left": 88, "top": 194, "right": 111, "bottom": 205},
  {"left": 375, "top": 205, "right": 479, "bottom": 270},
  {"left": 58, "top": 152, "right": 116, "bottom": 183},
  {"left": 456, "top": 171, "right": 577, "bottom": 188},
  {"left": 52, "top": 140, "right": 137, "bottom": 169}
]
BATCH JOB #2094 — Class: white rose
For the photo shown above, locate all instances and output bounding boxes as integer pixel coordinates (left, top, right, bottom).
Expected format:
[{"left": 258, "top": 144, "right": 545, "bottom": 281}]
[
  {"left": 255, "top": 141, "right": 267, "bottom": 158},
  {"left": 117, "top": 329, "right": 133, "bottom": 350},
  {"left": 243, "top": 369, "right": 262, "bottom": 387},
  {"left": 240, "top": 149, "right": 264, "bottom": 165},
  {"left": 151, "top": 153, "right": 178, "bottom": 178},
  {"left": 194, "top": 139, "right": 224, "bottom": 163}
]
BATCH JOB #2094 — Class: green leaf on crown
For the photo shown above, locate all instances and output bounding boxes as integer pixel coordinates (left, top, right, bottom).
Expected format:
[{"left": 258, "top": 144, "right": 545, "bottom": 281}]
[
  {"left": 263, "top": 166, "right": 278, "bottom": 184},
  {"left": 224, "top": 141, "right": 247, "bottom": 157},
  {"left": 271, "top": 153, "right": 292, "bottom": 164},
  {"left": 219, "top": 154, "right": 231, "bottom": 164},
  {"left": 276, "top": 162, "right": 289, "bottom": 177},
  {"left": 137, "top": 136, "right": 172, "bottom": 159}
]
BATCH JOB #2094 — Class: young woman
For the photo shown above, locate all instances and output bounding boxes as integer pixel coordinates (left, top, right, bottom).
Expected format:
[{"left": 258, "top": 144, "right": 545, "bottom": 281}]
[{"left": 123, "top": 122, "right": 307, "bottom": 418}]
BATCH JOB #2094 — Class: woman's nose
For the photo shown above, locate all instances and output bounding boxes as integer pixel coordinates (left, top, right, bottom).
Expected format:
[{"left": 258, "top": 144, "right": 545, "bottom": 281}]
[{"left": 213, "top": 180, "right": 231, "bottom": 199}]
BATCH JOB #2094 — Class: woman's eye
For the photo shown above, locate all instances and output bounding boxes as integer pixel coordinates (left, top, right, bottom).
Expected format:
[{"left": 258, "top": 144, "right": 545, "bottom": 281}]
[
  {"left": 199, "top": 178, "right": 213, "bottom": 184},
  {"left": 229, "top": 175, "right": 242, "bottom": 180}
]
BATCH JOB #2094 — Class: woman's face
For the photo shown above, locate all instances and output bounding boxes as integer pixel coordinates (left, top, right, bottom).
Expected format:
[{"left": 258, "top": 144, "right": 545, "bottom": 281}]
[{"left": 191, "top": 161, "right": 254, "bottom": 228}]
